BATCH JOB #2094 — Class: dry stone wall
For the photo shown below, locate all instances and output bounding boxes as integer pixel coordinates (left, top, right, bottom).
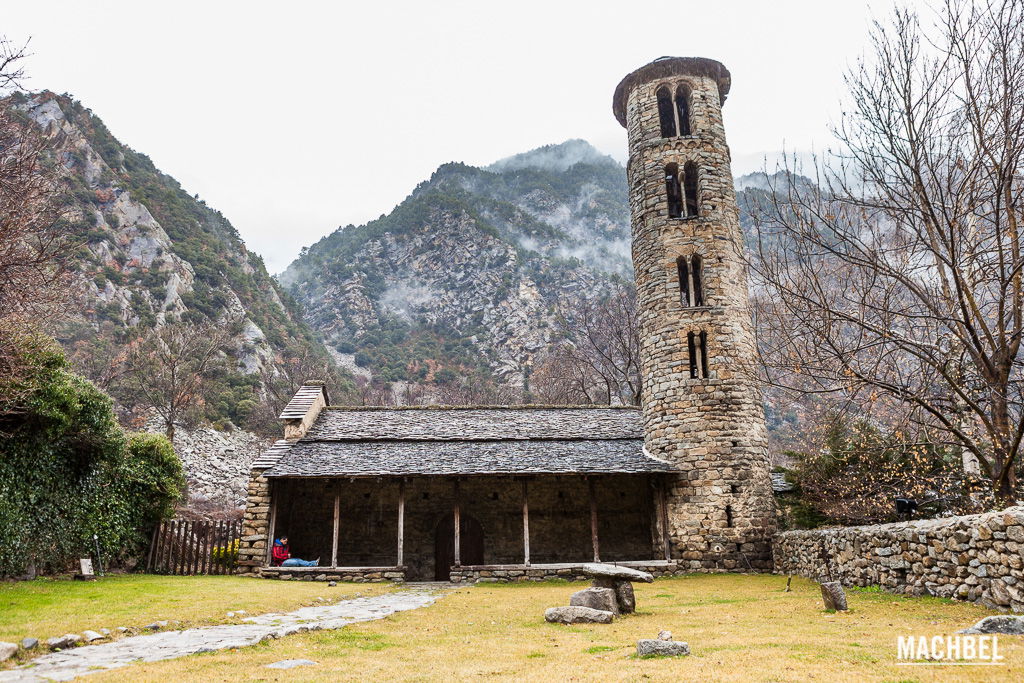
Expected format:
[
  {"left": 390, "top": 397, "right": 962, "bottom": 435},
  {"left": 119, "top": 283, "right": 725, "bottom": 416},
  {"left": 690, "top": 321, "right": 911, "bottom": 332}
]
[
  {"left": 773, "top": 507, "right": 1024, "bottom": 612},
  {"left": 614, "top": 58, "right": 776, "bottom": 570}
]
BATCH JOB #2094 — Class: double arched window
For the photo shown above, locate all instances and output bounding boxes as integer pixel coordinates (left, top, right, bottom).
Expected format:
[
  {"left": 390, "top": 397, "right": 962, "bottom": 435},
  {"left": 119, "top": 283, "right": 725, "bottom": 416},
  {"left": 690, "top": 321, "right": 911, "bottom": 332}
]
[
  {"left": 656, "top": 83, "right": 692, "bottom": 138},
  {"left": 664, "top": 162, "right": 700, "bottom": 219},
  {"left": 676, "top": 254, "right": 704, "bottom": 307},
  {"left": 687, "top": 330, "right": 709, "bottom": 379}
]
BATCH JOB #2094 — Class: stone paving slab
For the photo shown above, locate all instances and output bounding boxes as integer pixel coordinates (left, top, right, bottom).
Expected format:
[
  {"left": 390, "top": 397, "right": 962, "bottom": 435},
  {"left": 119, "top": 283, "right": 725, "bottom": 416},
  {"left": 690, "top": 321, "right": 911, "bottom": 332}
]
[{"left": 0, "top": 586, "right": 449, "bottom": 682}]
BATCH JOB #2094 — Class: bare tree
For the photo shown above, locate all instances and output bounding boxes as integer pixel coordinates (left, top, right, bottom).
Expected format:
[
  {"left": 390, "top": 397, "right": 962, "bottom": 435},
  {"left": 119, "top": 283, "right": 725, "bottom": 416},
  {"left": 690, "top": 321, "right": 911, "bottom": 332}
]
[
  {"left": 751, "top": 0, "right": 1024, "bottom": 501},
  {"left": 532, "top": 282, "right": 641, "bottom": 406},
  {"left": 249, "top": 342, "right": 341, "bottom": 433},
  {"left": 0, "top": 37, "right": 71, "bottom": 410},
  {"left": 124, "top": 318, "right": 238, "bottom": 442}
]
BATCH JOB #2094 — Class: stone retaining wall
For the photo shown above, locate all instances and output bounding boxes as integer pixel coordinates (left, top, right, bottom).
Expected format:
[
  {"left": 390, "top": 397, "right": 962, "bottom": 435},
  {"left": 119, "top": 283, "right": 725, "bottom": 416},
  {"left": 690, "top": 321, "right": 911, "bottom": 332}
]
[
  {"left": 259, "top": 566, "right": 406, "bottom": 582},
  {"left": 448, "top": 561, "right": 681, "bottom": 583},
  {"left": 773, "top": 507, "right": 1024, "bottom": 612}
]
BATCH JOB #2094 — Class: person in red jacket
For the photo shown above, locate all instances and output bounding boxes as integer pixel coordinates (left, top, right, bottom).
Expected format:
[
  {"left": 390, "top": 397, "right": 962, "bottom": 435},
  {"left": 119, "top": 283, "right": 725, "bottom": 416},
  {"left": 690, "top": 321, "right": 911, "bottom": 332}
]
[{"left": 272, "top": 536, "right": 318, "bottom": 567}]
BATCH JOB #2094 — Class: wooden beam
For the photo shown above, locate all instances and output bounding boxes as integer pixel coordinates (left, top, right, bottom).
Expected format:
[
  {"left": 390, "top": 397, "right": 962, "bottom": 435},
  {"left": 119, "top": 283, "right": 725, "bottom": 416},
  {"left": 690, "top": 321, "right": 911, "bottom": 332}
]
[
  {"left": 331, "top": 485, "right": 340, "bottom": 568},
  {"left": 397, "top": 479, "right": 405, "bottom": 567},
  {"left": 453, "top": 479, "right": 461, "bottom": 567},
  {"left": 589, "top": 476, "right": 600, "bottom": 563},
  {"left": 265, "top": 482, "right": 278, "bottom": 567},
  {"left": 661, "top": 477, "right": 672, "bottom": 561},
  {"left": 521, "top": 479, "right": 530, "bottom": 566}
]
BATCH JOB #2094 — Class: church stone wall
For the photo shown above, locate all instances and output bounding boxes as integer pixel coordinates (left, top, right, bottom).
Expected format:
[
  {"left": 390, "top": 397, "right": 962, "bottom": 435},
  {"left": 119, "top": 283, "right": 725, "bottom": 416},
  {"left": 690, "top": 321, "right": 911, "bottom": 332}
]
[{"left": 615, "top": 58, "right": 777, "bottom": 570}]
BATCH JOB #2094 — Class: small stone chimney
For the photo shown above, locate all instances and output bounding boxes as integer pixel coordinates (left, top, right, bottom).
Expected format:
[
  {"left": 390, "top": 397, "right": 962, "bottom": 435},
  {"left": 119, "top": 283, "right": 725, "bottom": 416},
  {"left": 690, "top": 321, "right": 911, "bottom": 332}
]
[{"left": 279, "top": 381, "right": 330, "bottom": 440}]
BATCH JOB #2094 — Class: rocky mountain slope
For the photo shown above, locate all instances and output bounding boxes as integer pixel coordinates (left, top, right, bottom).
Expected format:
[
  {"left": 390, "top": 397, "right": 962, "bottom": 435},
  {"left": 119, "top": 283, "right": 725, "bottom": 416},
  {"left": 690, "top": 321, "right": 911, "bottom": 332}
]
[
  {"left": 9, "top": 91, "right": 342, "bottom": 429},
  {"left": 280, "top": 140, "right": 634, "bottom": 388}
]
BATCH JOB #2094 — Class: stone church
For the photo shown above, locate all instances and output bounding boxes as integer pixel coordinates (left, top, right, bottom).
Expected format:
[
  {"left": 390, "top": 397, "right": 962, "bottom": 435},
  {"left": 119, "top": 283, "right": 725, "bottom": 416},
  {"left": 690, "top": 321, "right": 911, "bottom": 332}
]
[{"left": 237, "top": 56, "right": 776, "bottom": 581}]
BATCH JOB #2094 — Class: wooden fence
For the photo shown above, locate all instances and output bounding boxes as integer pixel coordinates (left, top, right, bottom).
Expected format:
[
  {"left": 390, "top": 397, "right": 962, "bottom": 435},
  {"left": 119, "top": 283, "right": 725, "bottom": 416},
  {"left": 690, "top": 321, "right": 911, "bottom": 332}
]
[{"left": 146, "top": 519, "right": 242, "bottom": 575}]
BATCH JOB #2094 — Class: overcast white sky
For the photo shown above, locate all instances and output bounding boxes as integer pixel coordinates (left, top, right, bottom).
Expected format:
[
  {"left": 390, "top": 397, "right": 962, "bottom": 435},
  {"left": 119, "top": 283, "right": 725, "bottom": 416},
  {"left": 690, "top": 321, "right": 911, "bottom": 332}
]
[{"left": 5, "top": 0, "right": 921, "bottom": 273}]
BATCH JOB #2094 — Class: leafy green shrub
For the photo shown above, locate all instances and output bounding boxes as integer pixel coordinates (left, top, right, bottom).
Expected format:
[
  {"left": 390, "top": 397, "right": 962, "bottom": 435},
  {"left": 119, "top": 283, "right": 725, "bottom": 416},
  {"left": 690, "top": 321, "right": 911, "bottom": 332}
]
[{"left": 0, "top": 335, "right": 183, "bottom": 576}]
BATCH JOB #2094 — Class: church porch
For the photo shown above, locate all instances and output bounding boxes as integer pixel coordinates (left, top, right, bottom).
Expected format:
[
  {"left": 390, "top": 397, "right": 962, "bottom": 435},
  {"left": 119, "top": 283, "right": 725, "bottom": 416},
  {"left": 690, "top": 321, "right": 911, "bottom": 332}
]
[{"left": 259, "top": 474, "right": 675, "bottom": 582}]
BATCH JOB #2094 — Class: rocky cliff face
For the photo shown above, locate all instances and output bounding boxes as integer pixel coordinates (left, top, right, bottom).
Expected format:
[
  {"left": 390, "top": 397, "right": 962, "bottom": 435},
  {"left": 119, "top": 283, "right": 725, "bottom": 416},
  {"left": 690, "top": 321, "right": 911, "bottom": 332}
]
[
  {"left": 9, "top": 91, "right": 339, "bottom": 427},
  {"left": 281, "top": 140, "right": 634, "bottom": 387}
]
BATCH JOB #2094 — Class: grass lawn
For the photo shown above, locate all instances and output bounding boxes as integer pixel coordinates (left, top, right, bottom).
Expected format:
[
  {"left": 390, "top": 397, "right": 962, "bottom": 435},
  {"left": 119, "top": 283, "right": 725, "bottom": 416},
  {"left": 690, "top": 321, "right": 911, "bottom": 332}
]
[
  {"left": 63, "top": 574, "right": 1023, "bottom": 682},
  {"left": 0, "top": 574, "right": 393, "bottom": 644}
]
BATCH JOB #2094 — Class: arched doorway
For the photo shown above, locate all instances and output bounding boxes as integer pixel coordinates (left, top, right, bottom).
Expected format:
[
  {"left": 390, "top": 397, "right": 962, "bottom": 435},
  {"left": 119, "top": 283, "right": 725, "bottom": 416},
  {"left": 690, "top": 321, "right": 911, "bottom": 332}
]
[{"left": 434, "top": 514, "right": 484, "bottom": 580}]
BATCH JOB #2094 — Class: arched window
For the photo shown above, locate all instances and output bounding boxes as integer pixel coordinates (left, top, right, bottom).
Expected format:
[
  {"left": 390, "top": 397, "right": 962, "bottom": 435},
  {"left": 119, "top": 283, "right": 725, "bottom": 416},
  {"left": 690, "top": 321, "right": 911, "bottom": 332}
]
[
  {"left": 683, "top": 162, "right": 699, "bottom": 217},
  {"left": 676, "top": 256, "right": 690, "bottom": 306},
  {"left": 675, "top": 84, "right": 692, "bottom": 136},
  {"left": 656, "top": 86, "right": 676, "bottom": 138},
  {"left": 691, "top": 254, "right": 704, "bottom": 306},
  {"left": 665, "top": 163, "right": 682, "bottom": 218},
  {"left": 677, "top": 254, "right": 705, "bottom": 307},
  {"left": 687, "top": 330, "right": 709, "bottom": 379}
]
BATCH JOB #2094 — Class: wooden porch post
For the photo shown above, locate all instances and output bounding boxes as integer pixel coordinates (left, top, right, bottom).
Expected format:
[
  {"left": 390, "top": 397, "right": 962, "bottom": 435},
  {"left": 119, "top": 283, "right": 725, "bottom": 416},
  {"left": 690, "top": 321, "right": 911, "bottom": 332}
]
[
  {"left": 453, "top": 479, "right": 461, "bottom": 567},
  {"left": 521, "top": 478, "right": 530, "bottom": 566},
  {"left": 661, "top": 477, "right": 672, "bottom": 561},
  {"left": 265, "top": 482, "right": 278, "bottom": 567},
  {"left": 331, "top": 484, "right": 340, "bottom": 568},
  {"left": 397, "top": 479, "right": 405, "bottom": 567},
  {"left": 589, "top": 476, "right": 600, "bottom": 563}
]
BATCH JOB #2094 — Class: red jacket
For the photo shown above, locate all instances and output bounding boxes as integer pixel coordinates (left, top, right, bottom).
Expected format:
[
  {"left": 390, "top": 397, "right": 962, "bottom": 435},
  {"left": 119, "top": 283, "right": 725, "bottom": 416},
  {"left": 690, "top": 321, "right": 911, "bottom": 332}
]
[{"left": 272, "top": 542, "right": 289, "bottom": 566}]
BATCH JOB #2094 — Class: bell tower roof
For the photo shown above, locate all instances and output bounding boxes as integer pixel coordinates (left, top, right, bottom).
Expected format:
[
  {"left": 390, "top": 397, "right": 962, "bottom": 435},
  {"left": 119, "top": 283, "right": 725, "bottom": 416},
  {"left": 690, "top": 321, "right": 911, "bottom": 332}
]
[{"left": 612, "top": 56, "right": 731, "bottom": 127}]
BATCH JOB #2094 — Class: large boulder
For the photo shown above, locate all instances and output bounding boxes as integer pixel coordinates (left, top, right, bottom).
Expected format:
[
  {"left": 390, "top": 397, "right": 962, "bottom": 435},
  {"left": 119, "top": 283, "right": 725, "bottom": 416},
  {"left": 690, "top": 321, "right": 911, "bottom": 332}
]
[
  {"left": 580, "top": 563, "right": 654, "bottom": 583},
  {"left": 570, "top": 587, "right": 619, "bottom": 614},
  {"left": 544, "top": 606, "right": 615, "bottom": 624},
  {"left": 637, "top": 639, "right": 690, "bottom": 657},
  {"left": 0, "top": 642, "right": 18, "bottom": 662},
  {"left": 592, "top": 576, "right": 637, "bottom": 613},
  {"left": 959, "top": 615, "right": 1024, "bottom": 635}
]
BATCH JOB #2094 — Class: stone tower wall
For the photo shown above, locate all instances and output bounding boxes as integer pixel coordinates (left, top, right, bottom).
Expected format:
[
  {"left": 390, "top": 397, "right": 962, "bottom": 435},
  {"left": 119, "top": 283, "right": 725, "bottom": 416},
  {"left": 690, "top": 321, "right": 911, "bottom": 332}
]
[{"left": 615, "top": 58, "right": 777, "bottom": 570}]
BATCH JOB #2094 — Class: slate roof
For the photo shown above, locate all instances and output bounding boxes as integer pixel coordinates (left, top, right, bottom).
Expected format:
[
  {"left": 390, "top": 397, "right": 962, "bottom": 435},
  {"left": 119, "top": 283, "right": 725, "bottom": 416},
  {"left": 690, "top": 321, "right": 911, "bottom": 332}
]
[
  {"left": 259, "top": 406, "right": 673, "bottom": 478},
  {"left": 304, "top": 406, "right": 642, "bottom": 441}
]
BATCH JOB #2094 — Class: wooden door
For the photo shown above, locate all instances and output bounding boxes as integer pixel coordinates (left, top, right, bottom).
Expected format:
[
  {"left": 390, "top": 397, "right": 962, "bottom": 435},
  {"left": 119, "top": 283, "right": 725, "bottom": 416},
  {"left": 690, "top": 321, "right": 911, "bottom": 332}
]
[{"left": 434, "top": 514, "right": 484, "bottom": 580}]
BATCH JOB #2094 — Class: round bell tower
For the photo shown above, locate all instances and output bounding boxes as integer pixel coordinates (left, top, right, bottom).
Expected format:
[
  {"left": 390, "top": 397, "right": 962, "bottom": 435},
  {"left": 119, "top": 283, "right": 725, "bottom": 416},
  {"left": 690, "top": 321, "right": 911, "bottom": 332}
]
[{"left": 613, "top": 57, "right": 776, "bottom": 570}]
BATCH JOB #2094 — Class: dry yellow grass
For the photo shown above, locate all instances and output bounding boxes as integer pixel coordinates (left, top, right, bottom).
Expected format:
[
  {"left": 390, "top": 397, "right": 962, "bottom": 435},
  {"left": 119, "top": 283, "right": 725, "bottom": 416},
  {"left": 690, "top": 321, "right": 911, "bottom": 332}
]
[
  {"left": 82, "top": 574, "right": 1022, "bottom": 682},
  {"left": 0, "top": 574, "right": 392, "bottom": 644}
]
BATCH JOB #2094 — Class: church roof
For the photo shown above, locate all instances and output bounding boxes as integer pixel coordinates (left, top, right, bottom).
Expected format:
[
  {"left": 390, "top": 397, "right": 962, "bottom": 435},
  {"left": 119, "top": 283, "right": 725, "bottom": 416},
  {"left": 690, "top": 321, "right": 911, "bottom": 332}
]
[{"left": 258, "top": 406, "right": 673, "bottom": 478}]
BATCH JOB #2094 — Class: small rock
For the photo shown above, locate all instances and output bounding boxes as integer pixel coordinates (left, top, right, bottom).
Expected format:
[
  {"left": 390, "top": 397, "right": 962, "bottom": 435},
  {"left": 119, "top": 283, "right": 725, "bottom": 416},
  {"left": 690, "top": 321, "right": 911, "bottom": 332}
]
[
  {"left": 116, "top": 627, "right": 128, "bottom": 633},
  {"left": 819, "top": 581, "right": 848, "bottom": 611},
  {"left": 144, "top": 621, "right": 169, "bottom": 631},
  {"left": 570, "top": 587, "right": 619, "bottom": 614},
  {"left": 637, "top": 639, "right": 689, "bottom": 657},
  {"left": 0, "top": 642, "right": 18, "bottom": 662},
  {"left": 46, "top": 634, "right": 82, "bottom": 650},
  {"left": 20, "top": 637, "right": 38, "bottom": 651},
  {"left": 959, "top": 615, "right": 1024, "bottom": 634},
  {"left": 226, "top": 612, "right": 235, "bottom": 618},
  {"left": 658, "top": 630, "right": 672, "bottom": 641},
  {"left": 266, "top": 659, "right": 318, "bottom": 670},
  {"left": 328, "top": 581, "right": 337, "bottom": 587},
  {"left": 100, "top": 628, "right": 110, "bottom": 636},
  {"left": 234, "top": 610, "right": 246, "bottom": 616},
  {"left": 82, "top": 630, "right": 104, "bottom": 642},
  {"left": 544, "top": 606, "right": 614, "bottom": 624}
]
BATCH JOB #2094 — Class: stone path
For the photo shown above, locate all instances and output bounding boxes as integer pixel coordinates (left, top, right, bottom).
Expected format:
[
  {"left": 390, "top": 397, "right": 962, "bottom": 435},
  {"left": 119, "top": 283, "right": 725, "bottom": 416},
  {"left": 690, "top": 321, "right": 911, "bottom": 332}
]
[{"left": 0, "top": 586, "right": 450, "bottom": 682}]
